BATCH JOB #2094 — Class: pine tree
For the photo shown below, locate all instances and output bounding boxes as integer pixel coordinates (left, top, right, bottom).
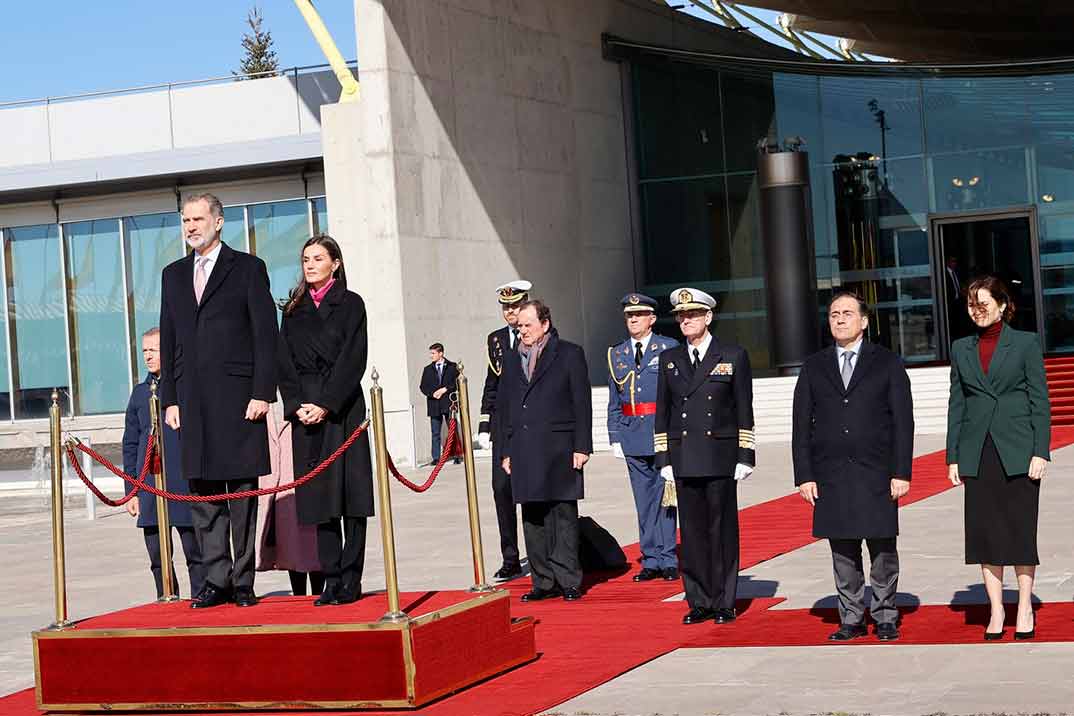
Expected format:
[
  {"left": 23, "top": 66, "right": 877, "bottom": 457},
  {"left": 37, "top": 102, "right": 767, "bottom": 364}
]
[{"left": 235, "top": 6, "right": 279, "bottom": 79}]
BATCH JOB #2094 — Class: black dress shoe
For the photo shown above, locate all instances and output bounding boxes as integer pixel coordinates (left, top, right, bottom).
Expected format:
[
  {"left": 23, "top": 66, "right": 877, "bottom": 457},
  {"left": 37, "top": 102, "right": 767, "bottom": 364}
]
[
  {"left": 632, "top": 568, "right": 663, "bottom": 582},
  {"left": 828, "top": 623, "right": 868, "bottom": 641},
  {"left": 190, "top": 583, "right": 231, "bottom": 609},
  {"left": 494, "top": 562, "right": 523, "bottom": 580},
  {"left": 520, "top": 587, "right": 562, "bottom": 602},
  {"left": 233, "top": 587, "right": 258, "bottom": 608},
  {"left": 335, "top": 582, "right": 362, "bottom": 605},
  {"left": 682, "top": 607, "right": 714, "bottom": 624},
  {"left": 876, "top": 622, "right": 899, "bottom": 641},
  {"left": 661, "top": 567, "right": 679, "bottom": 581},
  {"left": 562, "top": 587, "right": 582, "bottom": 601},
  {"left": 314, "top": 583, "right": 340, "bottom": 606},
  {"left": 713, "top": 608, "right": 737, "bottom": 624}
]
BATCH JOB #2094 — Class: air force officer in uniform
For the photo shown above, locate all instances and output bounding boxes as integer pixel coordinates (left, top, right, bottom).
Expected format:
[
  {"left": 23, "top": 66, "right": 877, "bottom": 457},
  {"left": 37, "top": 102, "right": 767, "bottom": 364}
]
[
  {"left": 607, "top": 293, "right": 679, "bottom": 582},
  {"left": 655, "top": 288, "right": 755, "bottom": 625}
]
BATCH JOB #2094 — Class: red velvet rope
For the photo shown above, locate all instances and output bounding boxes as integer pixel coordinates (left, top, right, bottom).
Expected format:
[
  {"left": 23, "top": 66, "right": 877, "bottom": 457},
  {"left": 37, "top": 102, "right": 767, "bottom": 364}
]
[
  {"left": 66, "top": 432, "right": 158, "bottom": 508},
  {"left": 386, "top": 418, "right": 458, "bottom": 493},
  {"left": 67, "top": 420, "right": 370, "bottom": 503}
]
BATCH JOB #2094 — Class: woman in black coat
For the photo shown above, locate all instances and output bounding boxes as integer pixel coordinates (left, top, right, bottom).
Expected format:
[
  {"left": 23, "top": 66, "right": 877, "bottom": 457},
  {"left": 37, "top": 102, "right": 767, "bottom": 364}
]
[{"left": 278, "top": 235, "right": 374, "bottom": 606}]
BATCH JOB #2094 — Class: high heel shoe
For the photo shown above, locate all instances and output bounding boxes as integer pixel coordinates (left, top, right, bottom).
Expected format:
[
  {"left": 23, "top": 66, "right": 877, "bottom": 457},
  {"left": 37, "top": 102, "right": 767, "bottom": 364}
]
[
  {"left": 983, "top": 630, "right": 1004, "bottom": 641},
  {"left": 1014, "top": 613, "right": 1036, "bottom": 640}
]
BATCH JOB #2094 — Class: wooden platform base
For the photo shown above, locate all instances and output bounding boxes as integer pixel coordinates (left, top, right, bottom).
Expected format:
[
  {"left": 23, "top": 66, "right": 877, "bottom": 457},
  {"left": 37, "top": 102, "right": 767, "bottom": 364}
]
[{"left": 33, "top": 589, "right": 535, "bottom": 710}]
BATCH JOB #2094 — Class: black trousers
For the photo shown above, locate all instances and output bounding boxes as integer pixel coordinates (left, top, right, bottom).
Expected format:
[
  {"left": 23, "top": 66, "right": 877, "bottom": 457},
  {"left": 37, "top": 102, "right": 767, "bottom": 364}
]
[
  {"left": 521, "top": 500, "right": 581, "bottom": 591},
  {"left": 829, "top": 537, "right": 900, "bottom": 626},
  {"left": 317, "top": 516, "right": 368, "bottom": 589},
  {"left": 189, "top": 479, "right": 258, "bottom": 591},
  {"left": 143, "top": 525, "right": 205, "bottom": 599},
  {"left": 491, "top": 439, "right": 519, "bottom": 566},
  {"left": 677, "top": 476, "right": 738, "bottom": 611}
]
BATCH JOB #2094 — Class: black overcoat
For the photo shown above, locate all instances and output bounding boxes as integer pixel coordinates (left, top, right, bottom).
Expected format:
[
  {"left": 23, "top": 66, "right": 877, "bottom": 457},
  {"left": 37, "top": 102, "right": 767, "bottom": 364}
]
[
  {"left": 497, "top": 330, "right": 593, "bottom": 504},
  {"left": 122, "top": 375, "right": 192, "bottom": 528},
  {"left": 420, "top": 360, "right": 459, "bottom": 417},
  {"left": 791, "top": 341, "right": 914, "bottom": 539},
  {"left": 278, "top": 282, "right": 374, "bottom": 524},
  {"left": 159, "top": 243, "right": 277, "bottom": 481}
]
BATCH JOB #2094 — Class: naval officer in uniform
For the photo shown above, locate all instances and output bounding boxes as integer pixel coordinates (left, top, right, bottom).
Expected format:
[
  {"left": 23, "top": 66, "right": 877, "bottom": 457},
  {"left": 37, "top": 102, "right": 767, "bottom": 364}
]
[
  {"left": 655, "top": 288, "right": 755, "bottom": 625},
  {"left": 478, "top": 280, "right": 532, "bottom": 580},
  {"left": 607, "top": 293, "right": 679, "bottom": 582}
]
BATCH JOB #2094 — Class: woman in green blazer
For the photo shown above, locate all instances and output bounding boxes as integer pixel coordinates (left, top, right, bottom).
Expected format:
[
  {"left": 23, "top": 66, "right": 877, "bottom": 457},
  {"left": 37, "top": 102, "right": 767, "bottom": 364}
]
[{"left": 947, "top": 276, "right": 1050, "bottom": 641}]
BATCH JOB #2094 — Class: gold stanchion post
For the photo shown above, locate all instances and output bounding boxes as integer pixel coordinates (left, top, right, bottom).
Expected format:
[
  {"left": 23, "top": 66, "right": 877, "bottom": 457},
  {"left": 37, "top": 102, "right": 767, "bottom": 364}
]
[
  {"left": 149, "top": 381, "right": 178, "bottom": 602},
  {"left": 47, "top": 389, "right": 71, "bottom": 630},
  {"left": 455, "top": 363, "right": 492, "bottom": 592},
  {"left": 370, "top": 369, "right": 407, "bottom": 622}
]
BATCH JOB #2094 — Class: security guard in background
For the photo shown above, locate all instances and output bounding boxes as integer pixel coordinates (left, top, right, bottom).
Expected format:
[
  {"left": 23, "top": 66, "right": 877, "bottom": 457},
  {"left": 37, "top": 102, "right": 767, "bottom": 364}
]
[
  {"left": 478, "top": 279, "right": 532, "bottom": 580},
  {"left": 607, "top": 293, "right": 679, "bottom": 582},
  {"left": 655, "top": 287, "right": 755, "bottom": 625}
]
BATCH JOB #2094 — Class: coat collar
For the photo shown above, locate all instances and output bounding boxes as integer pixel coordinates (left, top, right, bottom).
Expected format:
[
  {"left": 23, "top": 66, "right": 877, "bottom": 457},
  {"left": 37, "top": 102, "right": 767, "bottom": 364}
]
[
  {"left": 192, "top": 242, "right": 237, "bottom": 311},
  {"left": 523, "top": 329, "right": 560, "bottom": 391},
  {"left": 966, "top": 321, "right": 1012, "bottom": 393},
  {"left": 822, "top": 340, "right": 874, "bottom": 395}
]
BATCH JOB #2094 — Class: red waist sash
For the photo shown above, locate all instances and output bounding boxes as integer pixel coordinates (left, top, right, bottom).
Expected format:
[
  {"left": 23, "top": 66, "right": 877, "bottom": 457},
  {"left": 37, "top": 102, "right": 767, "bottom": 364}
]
[{"left": 622, "top": 402, "right": 657, "bottom": 417}]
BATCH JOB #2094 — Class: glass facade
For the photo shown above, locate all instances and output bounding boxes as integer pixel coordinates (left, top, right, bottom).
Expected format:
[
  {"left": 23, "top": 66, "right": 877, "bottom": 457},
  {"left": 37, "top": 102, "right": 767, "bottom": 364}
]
[
  {"left": 0, "top": 196, "right": 326, "bottom": 419},
  {"left": 631, "top": 58, "right": 1074, "bottom": 371}
]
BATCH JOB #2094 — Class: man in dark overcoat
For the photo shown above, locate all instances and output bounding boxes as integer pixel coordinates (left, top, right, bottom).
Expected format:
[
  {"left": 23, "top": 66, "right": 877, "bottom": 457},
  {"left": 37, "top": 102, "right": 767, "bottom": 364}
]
[
  {"left": 499, "top": 300, "right": 592, "bottom": 602},
  {"left": 655, "top": 287, "right": 755, "bottom": 626},
  {"left": 478, "top": 279, "right": 532, "bottom": 580},
  {"left": 419, "top": 342, "right": 460, "bottom": 465},
  {"left": 792, "top": 291, "right": 914, "bottom": 641},
  {"left": 159, "top": 193, "right": 278, "bottom": 609},
  {"left": 123, "top": 327, "right": 204, "bottom": 600}
]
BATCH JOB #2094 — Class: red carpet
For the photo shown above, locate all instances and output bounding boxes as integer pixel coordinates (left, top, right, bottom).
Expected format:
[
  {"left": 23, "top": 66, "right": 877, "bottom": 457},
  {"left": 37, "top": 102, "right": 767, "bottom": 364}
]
[{"left": 6, "top": 430, "right": 1074, "bottom": 715}]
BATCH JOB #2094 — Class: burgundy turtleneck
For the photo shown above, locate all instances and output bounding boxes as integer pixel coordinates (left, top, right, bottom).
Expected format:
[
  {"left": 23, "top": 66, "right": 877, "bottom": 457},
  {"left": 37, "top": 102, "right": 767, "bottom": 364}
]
[{"left": 978, "top": 321, "right": 1003, "bottom": 374}]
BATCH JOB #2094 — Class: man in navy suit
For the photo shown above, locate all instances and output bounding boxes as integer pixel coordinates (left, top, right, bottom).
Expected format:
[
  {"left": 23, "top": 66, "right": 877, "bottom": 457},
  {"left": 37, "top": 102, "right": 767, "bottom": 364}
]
[
  {"left": 607, "top": 293, "right": 678, "bottom": 582},
  {"left": 123, "top": 327, "right": 205, "bottom": 600},
  {"left": 419, "top": 342, "right": 460, "bottom": 465}
]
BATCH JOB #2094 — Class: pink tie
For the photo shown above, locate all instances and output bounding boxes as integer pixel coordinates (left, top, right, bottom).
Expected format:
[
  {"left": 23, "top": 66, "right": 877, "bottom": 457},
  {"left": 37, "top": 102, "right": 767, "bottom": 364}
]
[{"left": 194, "top": 257, "right": 208, "bottom": 304}]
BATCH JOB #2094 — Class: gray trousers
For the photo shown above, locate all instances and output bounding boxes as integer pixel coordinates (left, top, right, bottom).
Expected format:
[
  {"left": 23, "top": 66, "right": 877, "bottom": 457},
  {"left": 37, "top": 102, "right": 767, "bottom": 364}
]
[
  {"left": 829, "top": 537, "right": 899, "bottom": 625},
  {"left": 189, "top": 479, "right": 258, "bottom": 591},
  {"left": 521, "top": 500, "right": 581, "bottom": 591}
]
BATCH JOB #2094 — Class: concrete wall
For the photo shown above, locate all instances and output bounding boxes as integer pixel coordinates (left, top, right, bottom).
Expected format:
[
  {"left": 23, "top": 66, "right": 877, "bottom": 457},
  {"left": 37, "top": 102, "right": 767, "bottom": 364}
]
[{"left": 332, "top": 0, "right": 796, "bottom": 463}]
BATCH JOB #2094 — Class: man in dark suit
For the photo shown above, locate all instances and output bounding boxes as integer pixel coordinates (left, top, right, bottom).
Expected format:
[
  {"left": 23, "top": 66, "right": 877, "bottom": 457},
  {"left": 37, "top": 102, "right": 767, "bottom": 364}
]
[
  {"left": 419, "top": 342, "right": 460, "bottom": 465},
  {"left": 478, "top": 279, "right": 532, "bottom": 581},
  {"left": 792, "top": 291, "right": 914, "bottom": 642},
  {"left": 159, "top": 192, "right": 278, "bottom": 609},
  {"left": 499, "top": 300, "right": 592, "bottom": 602},
  {"left": 123, "top": 327, "right": 204, "bottom": 600},
  {"left": 655, "top": 287, "right": 755, "bottom": 625}
]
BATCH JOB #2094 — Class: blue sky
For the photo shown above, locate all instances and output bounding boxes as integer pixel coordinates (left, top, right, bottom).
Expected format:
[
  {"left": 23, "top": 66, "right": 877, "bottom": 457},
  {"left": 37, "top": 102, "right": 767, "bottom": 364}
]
[
  {"left": 0, "top": 2, "right": 824, "bottom": 105},
  {"left": 0, "top": 1, "right": 357, "bottom": 104}
]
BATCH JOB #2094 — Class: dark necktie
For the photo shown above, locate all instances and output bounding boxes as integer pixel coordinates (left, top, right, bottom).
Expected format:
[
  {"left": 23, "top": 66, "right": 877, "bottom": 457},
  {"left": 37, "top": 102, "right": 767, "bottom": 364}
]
[
  {"left": 512, "top": 328, "right": 519, "bottom": 347},
  {"left": 692, "top": 348, "right": 701, "bottom": 370},
  {"left": 437, "top": 363, "right": 443, "bottom": 382},
  {"left": 634, "top": 341, "right": 643, "bottom": 369}
]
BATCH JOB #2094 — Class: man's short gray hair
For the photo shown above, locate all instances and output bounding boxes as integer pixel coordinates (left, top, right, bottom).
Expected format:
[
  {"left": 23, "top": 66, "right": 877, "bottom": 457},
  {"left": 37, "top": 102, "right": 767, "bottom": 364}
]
[
  {"left": 142, "top": 327, "right": 160, "bottom": 339},
  {"left": 182, "top": 192, "right": 224, "bottom": 219}
]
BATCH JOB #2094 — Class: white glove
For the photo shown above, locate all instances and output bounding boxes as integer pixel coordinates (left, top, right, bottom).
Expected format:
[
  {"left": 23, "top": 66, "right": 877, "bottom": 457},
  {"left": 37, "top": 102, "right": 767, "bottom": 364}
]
[
  {"left": 734, "top": 463, "right": 754, "bottom": 481},
  {"left": 611, "top": 443, "right": 624, "bottom": 459},
  {"left": 477, "top": 432, "right": 491, "bottom": 451},
  {"left": 660, "top": 465, "right": 674, "bottom": 482}
]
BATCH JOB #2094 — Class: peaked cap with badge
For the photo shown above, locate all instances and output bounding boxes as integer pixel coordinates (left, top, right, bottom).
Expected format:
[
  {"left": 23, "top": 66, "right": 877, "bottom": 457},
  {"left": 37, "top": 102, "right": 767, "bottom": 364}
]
[
  {"left": 496, "top": 280, "right": 532, "bottom": 306},
  {"left": 670, "top": 286, "right": 717, "bottom": 313}
]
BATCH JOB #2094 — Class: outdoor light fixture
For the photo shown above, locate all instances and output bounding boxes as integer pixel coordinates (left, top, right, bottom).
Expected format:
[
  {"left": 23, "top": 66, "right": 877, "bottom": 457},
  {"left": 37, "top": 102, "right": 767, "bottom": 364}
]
[
  {"left": 951, "top": 176, "right": 981, "bottom": 187},
  {"left": 1042, "top": 194, "right": 1055, "bottom": 202}
]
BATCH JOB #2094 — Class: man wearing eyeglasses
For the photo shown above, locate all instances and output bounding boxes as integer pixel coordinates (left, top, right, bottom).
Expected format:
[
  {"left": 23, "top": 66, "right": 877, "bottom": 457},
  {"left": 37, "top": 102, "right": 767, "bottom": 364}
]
[
  {"left": 791, "top": 291, "right": 914, "bottom": 642},
  {"left": 654, "top": 287, "right": 755, "bottom": 626}
]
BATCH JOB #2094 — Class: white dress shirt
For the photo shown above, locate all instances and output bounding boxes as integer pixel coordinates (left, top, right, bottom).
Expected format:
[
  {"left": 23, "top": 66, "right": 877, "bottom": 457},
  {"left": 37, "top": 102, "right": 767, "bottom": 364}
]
[
  {"left": 193, "top": 241, "right": 223, "bottom": 287},
  {"left": 687, "top": 332, "right": 713, "bottom": 364},
  {"left": 835, "top": 336, "right": 864, "bottom": 373}
]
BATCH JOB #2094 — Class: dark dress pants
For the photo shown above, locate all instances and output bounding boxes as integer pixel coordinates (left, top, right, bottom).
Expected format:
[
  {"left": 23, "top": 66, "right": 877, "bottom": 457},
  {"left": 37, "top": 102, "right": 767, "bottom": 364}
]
[
  {"left": 430, "top": 414, "right": 446, "bottom": 462},
  {"left": 143, "top": 525, "right": 205, "bottom": 599},
  {"left": 491, "top": 437, "right": 520, "bottom": 566},
  {"left": 676, "top": 476, "right": 738, "bottom": 611},
  {"left": 626, "top": 455, "right": 678, "bottom": 570},
  {"left": 829, "top": 537, "right": 899, "bottom": 625},
  {"left": 521, "top": 500, "right": 581, "bottom": 591},
  {"left": 189, "top": 479, "right": 258, "bottom": 590},
  {"left": 317, "top": 516, "right": 368, "bottom": 590}
]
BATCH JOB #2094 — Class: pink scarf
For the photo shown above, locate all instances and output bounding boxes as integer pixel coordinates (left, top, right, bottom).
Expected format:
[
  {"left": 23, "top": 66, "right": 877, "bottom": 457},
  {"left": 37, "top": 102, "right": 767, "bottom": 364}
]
[{"left": 309, "top": 278, "right": 336, "bottom": 308}]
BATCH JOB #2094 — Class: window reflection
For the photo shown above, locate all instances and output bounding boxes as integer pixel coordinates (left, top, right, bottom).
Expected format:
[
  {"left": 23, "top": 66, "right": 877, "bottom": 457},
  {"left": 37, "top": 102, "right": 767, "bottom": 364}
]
[
  {"left": 249, "top": 199, "right": 311, "bottom": 308},
  {"left": 312, "top": 197, "right": 329, "bottom": 235},
  {"left": 5, "top": 225, "right": 67, "bottom": 419},
  {"left": 124, "top": 213, "right": 182, "bottom": 378},
  {"left": 64, "top": 219, "right": 128, "bottom": 415}
]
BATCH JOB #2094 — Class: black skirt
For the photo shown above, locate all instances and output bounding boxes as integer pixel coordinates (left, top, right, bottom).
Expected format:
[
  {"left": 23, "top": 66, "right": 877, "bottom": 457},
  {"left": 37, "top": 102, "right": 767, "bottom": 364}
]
[{"left": 964, "top": 434, "right": 1040, "bottom": 566}]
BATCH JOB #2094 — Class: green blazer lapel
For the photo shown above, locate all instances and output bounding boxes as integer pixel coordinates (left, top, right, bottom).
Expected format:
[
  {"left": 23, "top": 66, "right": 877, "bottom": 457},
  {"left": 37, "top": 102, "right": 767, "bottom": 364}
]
[
  {"left": 985, "top": 322, "right": 1015, "bottom": 385},
  {"left": 966, "top": 334, "right": 994, "bottom": 395}
]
